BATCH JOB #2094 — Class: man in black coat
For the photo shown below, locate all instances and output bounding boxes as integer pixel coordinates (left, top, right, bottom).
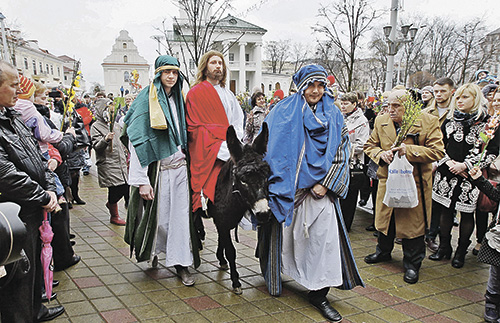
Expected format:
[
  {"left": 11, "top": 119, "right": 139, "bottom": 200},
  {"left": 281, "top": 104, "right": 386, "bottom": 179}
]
[{"left": 0, "top": 60, "right": 65, "bottom": 322}]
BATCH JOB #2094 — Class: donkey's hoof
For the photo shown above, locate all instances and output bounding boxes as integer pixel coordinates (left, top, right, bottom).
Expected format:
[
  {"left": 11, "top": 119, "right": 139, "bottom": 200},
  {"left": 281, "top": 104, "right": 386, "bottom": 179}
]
[
  {"left": 233, "top": 287, "right": 242, "bottom": 295},
  {"left": 219, "top": 264, "right": 229, "bottom": 270},
  {"left": 151, "top": 255, "right": 158, "bottom": 268}
]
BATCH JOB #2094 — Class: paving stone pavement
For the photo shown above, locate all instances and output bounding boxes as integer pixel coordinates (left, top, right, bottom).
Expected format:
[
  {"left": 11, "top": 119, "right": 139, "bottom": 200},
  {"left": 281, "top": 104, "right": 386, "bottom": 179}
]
[{"left": 49, "top": 171, "right": 489, "bottom": 322}]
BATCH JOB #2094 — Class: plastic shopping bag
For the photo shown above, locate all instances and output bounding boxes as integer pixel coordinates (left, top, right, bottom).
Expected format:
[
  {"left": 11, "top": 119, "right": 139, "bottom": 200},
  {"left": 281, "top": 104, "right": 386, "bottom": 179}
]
[{"left": 383, "top": 153, "right": 418, "bottom": 208}]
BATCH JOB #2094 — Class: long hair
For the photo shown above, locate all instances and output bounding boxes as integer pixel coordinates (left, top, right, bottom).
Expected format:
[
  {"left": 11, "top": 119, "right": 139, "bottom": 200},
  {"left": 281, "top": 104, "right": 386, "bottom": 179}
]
[
  {"left": 447, "top": 83, "right": 486, "bottom": 120},
  {"left": 193, "top": 51, "right": 227, "bottom": 87}
]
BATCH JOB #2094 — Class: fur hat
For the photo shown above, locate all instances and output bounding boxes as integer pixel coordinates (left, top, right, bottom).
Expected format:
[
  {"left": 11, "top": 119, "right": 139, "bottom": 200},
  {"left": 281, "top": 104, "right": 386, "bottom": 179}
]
[{"left": 18, "top": 75, "right": 35, "bottom": 100}]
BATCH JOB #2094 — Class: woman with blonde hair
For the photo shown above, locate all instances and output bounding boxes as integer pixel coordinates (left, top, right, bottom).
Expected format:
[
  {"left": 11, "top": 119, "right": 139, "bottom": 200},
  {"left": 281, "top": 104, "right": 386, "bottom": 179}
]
[{"left": 430, "top": 83, "right": 500, "bottom": 268}]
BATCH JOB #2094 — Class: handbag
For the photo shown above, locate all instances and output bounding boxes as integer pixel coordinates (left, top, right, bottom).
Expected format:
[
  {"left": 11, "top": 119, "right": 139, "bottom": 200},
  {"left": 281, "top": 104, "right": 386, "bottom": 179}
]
[
  {"left": 477, "top": 168, "right": 499, "bottom": 213},
  {"left": 0, "top": 202, "right": 27, "bottom": 266},
  {"left": 478, "top": 210, "right": 500, "bottom": 267}
]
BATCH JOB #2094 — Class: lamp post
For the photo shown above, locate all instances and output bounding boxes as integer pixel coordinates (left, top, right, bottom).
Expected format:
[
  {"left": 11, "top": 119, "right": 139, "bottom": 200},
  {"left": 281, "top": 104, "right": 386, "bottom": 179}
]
[
  {"left": 0, "top": 12, "right": 9, "bottom": 63},
  {"left": 383, "top": 0, "right": 418, "bottom": 92}
]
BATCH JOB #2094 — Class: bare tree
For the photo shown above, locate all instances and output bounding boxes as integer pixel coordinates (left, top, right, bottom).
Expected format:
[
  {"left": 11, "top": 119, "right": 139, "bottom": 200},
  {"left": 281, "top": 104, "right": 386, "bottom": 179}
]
[
  {"left": 426, "top": 17, "right": 461, "bottom": 80},
  {"left": 314, "top": 41, "right": 345, "bottom": 90},
  {"left": 455, "top": 19, "right": 498, "bottom": 84},
  {"left": 290, "top": 42, "right": 310, "bottom": 73},
  {"left": 313, "top": 0, "right": 379, "bottom": 91},
  {"left": 264, "top": 40, "right": 290, "bottom": 74},
  {"left": 153, "top": 0, "right": 234, "bottom": 81}
]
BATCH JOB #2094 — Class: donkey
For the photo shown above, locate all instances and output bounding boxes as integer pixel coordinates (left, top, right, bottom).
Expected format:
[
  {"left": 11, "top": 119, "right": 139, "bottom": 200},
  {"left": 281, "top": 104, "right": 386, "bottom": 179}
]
[{"left": 210, "top": 122, "right": 271, "bottom": 295}]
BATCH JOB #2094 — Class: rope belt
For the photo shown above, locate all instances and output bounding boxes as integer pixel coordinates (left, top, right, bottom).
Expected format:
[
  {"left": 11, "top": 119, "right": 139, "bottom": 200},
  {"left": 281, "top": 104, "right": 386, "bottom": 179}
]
[{"left": 160, "top": 160, "right": 187, "bottom": 171}]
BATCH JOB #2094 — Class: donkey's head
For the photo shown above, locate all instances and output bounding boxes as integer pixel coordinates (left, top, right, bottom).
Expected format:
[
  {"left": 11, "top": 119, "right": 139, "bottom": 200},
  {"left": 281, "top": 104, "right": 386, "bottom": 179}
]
[{"left": 227, "top": 123, "right": 271, "bottom": 224}]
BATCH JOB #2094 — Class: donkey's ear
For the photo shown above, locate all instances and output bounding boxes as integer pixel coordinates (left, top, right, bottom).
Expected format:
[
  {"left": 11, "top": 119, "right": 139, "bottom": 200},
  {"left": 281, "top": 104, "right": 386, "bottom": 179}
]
[
  {"left": 252, "top": 122, "right": 268, "bottom": 155},
  {"left": 226, "top": 125, "right": 243, "bottom": 162}
]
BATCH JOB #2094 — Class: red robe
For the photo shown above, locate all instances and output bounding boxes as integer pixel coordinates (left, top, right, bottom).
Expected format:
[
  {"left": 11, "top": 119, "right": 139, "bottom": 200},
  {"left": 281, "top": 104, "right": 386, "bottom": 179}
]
[{"left": 186, "top": 81, "right": 229, "bottom": 212}]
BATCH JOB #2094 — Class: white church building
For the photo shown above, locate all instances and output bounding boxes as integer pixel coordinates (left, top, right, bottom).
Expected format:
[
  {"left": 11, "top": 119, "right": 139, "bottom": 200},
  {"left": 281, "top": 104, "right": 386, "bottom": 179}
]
[
  {"left": 102, "top": 30, "right": 150, "bottom": 96},
  {"left": 163, "top": 9, "right": 267, "bottom": 94}
]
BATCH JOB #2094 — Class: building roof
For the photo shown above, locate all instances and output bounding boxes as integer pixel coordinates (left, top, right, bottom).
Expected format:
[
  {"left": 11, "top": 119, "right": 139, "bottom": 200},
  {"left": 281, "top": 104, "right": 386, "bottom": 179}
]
[
  {"left": 58, "top": 55, "right": 77, "bottom": 62},
  {"left": 487, "top": 27, "right": 500, "bottom": 36},
  {"left": 216, "top": 15, "right": 267, "bottom": 33}
]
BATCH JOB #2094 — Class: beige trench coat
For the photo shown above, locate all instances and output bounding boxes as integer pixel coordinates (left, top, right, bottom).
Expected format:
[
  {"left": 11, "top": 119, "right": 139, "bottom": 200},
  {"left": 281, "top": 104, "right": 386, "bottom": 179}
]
[{"left": 364, "top": 113, "right": 445, "bottom": 239}]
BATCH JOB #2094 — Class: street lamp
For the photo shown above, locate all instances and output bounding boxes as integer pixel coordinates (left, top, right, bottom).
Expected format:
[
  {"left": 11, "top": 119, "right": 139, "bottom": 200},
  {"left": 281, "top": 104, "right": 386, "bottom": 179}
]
[
  {"left": 0, "top": 12, "right": 9, "bottom": 63},
  {"left": 383, "top": 0, "right": 419, "bottom": 91}
]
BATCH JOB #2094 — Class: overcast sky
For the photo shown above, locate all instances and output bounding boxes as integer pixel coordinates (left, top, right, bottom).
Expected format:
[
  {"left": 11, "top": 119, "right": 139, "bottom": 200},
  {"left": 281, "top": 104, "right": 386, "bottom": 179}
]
[{"left": 1, "top": 0, "right": 498, "bottom": 86}]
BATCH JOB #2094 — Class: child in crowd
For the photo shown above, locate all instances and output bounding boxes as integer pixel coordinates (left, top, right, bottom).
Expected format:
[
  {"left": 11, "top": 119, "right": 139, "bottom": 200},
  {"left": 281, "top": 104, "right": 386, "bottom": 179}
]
[{"left": 469, "top": 165, "right": 500, "bottom": 322}]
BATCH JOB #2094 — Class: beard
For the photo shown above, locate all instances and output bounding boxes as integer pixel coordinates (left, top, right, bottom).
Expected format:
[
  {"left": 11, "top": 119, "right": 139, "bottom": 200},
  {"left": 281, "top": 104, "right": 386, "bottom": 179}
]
[{"left": 206, "top": 69, "right": 223, "bottom": 82}]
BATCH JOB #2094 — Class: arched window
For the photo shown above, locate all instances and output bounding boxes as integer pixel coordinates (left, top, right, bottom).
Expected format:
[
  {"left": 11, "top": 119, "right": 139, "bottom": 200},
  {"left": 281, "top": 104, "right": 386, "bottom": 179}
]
[
  {"left": 123, "top": 42, "right": 127, "bottom": 49},
  {"left": 24, "top": 58, "right": 28, "bottom": 69},
  {"left": 124, "top": 71, "right": 130, "bottom": 82},
  {"left": 123, "top": 55, "right": 128, "bottom": 63}
]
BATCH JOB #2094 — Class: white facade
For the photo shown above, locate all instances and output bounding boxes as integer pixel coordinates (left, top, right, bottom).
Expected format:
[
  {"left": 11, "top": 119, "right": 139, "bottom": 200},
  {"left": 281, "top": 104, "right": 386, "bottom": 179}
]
[
  {"left": 261, "top": 73, "right": 293, "bottom": 97},
  {"left": 58, "top": 55, "right": 87, "bottom": 92},
  {"left": 168, "top": 14, "right": 266, "bottom": 94},
  {"left": 102, "top": 30, "right": 150, "bottom": 96},
  {"left": 0, "top": 29, "right": 66, "bottom": 87}
]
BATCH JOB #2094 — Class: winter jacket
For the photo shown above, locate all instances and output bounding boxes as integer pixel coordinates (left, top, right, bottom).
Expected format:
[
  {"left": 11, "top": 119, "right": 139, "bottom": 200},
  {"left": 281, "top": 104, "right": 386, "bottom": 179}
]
[
  {"left": 0, "top": 107, "right": 56, "bottom": 209},
  {"left": 91, "top": 99, "right": 128, "bottom": 188},
  {"left": 13, "top": 99, "right": 63, "bottom": 153},
  {"left": 344, "top": 107, "right": 369, "bottom": 168}
]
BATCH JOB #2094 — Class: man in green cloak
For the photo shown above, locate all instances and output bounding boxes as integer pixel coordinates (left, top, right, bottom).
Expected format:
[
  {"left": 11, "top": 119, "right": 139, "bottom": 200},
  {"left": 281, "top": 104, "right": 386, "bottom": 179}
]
[{"left": 122, "top": 55, "right": 200, "bottom": 286}]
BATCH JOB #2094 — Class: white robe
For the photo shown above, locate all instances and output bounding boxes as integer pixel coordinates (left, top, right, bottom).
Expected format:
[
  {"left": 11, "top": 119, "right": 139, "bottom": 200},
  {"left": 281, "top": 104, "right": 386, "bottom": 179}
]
[
  {"left": 127, "top": 96, "right": 193, "bottom": 267},
  {"left": 282, "top": 194, "right": 342, "bottom": 291},
  {"left": 213, "top": 84, "right": 245, "bottom": 161}
]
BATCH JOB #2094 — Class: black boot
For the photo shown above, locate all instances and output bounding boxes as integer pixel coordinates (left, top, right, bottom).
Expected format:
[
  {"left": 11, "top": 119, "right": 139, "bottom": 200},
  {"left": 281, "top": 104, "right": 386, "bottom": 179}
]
[
  {"left": 452, "top": 239, "right": 471, "bottom": 268},
  {"left": 429, "top": 235, "right": 452, "bottom": 261}
]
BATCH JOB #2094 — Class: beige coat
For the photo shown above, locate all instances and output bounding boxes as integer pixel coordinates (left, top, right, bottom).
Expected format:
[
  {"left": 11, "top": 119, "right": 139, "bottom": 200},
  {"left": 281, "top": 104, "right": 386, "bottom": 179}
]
[
  {"left": 422, "top": 103, "right": 448, "bottom": 127},
  {"left": 364, "top": 113, "right": 445, "bottom": 239}
]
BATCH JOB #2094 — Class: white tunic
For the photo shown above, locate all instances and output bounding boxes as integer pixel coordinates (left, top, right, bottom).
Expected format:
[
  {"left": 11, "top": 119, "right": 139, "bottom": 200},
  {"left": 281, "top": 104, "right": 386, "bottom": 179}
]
[
  {"left": 213, "top": 84, "right": 245, "bottom": 161},
  {"left": 282, "top": 194, "right": 342, "bottom": 291},
  {"left": 128, "top": 95, "right": 193, "bottom": 267}
]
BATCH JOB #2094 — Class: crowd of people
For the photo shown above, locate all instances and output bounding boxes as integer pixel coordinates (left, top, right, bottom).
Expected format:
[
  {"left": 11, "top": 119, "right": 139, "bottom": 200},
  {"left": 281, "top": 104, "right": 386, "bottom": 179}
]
[{"left": 1, "top": 52, "right": 500, "bottom": 323}]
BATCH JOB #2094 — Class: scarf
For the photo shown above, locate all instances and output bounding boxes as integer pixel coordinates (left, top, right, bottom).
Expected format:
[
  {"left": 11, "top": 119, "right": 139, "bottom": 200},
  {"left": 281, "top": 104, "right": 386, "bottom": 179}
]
[
  {"left": 123, "top": 55, "right": 187, "bottom": 167},
  {"left": 265, "top": 64, "right": 344, "bottom": 226},
  {"left": 453, "top": 110, "right": 479, "bottom": 127}
]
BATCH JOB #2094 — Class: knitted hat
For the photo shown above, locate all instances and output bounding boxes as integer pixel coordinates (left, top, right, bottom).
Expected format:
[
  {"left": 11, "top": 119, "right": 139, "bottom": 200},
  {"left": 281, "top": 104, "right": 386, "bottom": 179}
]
[
  {"left": 421, "top": 85, "right": 434, "bottom": 94},
  {"left": 327, "top": 75, "right": 335, "bottom": 85},
  {"left": 273, "top": 89, "right": 284, "bottom": 100},
  {"left": 18, "top": 75, "right": 35, "bottom": 100},
  {"left": 482, "top": 84, "right": 498, "bottom": 99},
  {"left": 293, "top": 65, "right": 328, "bottom": 92}
]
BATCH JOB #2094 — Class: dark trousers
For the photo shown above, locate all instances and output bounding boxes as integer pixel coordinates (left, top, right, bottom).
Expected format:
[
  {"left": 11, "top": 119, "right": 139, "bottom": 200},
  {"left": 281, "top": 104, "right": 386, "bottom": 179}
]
[
  {"left": 426, "top": 201, "right": 442, "bottom": 239},
  {"left": 476, "top": 209, "right": 490, "bottom": 244},
  {"left": 359, "top": 174, "right": 371, "bottom": 202},
  {"left": 308, "top": 287, "right": 330, "bottom": 306},
  {"left": 376, "top": 212, "right": 426, "bottom": 271},
  {"left": 108, "top": 184, "right": 130, "bottom": 205},
  {"left": 51, "top": 204, "right": 75, "bottom": 269},
  {"left": 0, "top": 209, "right": 43, "bottom": 322},
  {"left": 340, "top": 173, "right": 364, "bottom": 231}
]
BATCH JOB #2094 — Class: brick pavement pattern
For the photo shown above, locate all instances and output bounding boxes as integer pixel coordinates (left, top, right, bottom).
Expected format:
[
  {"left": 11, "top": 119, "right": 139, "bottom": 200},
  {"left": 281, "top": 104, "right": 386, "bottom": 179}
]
[{"left": 50, "top": 172, "right": 488, "bottom": 322}]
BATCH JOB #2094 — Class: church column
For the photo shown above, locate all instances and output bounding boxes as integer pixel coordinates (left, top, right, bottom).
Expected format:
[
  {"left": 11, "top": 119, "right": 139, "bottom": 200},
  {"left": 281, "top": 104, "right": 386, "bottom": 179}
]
[
  {"left": 254, "top": 42, "right": 262, "bottom": 92},
  {"left": 239, "top": 42, "right": 247, "bottom": 93},
  {"left": 222, "top": 41, "right": 231, "bottom": 85}
]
